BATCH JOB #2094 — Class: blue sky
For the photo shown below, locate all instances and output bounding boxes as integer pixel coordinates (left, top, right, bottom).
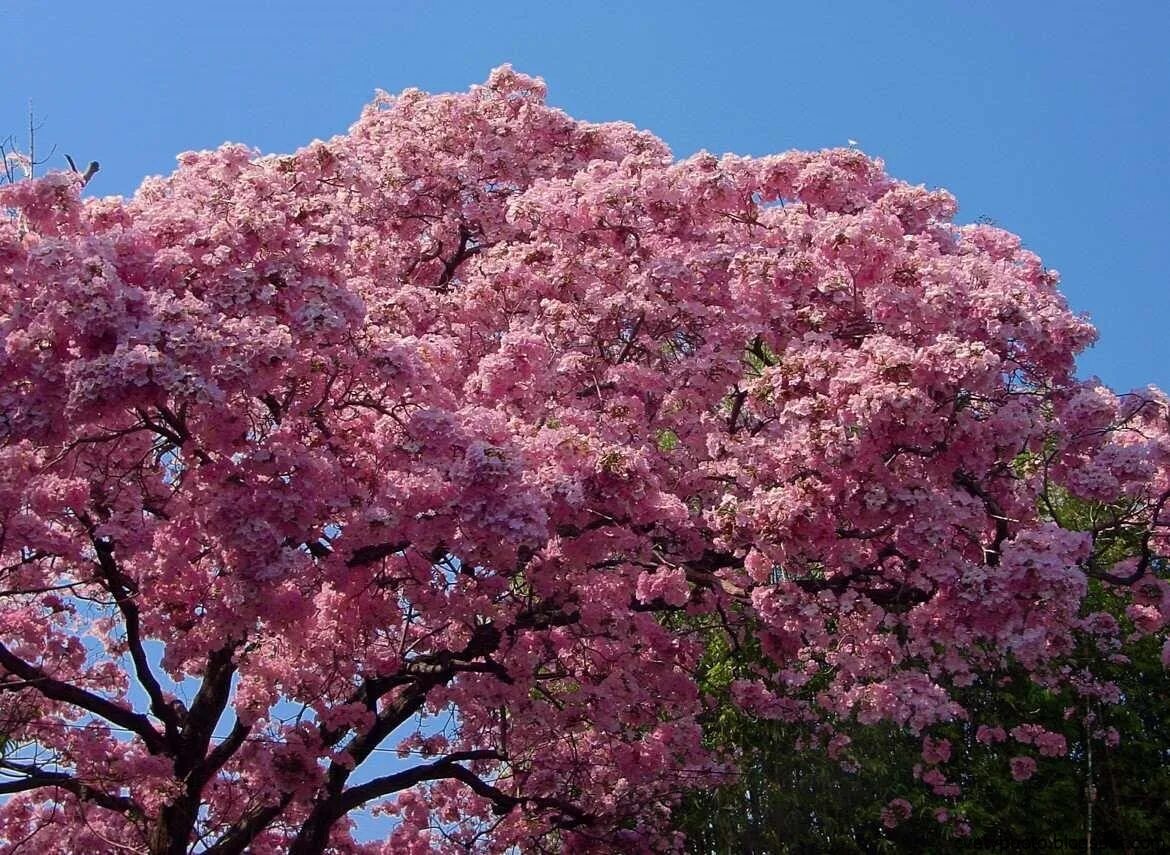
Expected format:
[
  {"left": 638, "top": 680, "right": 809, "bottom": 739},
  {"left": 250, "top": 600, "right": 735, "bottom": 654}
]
[{"left": 5, "top": 0, "right": 1167, "bottom": 392}]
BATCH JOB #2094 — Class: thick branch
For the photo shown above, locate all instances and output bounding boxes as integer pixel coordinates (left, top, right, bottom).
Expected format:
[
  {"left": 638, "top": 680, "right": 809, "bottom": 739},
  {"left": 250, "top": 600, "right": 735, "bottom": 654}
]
[
  {"left": 680, "top": 547, "right": 931, "bottom": 608},
  {"left": 138, "top": 640, "right": 236, "bottom": 854},
  {"left": 203, "top": 796, "right": 293, "bottom": 855},
  {"left": 338, "top": 750, "right": 504, "bottom": 813},
  {"left": 189, "top": 718, "right": 251, "bottom": 795},
  {"left": 179, "top": 644, "right": 239, "bottom": 775},
  {"left": 297, "top": 606, "right": 578, "bottom": 851},
  {"left": 0, "top": 642, "right": 165, "bottom": 754},
  {"left": 338, "top": 752, "right": 591, "bottom": 831},
  {"left": 285, "top": 700, "right": 455, "bottom": 855},
  {"left": 727, "top": 388, "right": 748, "bottom": 435},
  {"left": 346, "top": 540, "right": 411, "bottom": 567},
  {"left": 341, "top": 683, "right": 431, "bottom": 774},
  {"left": 0, "top": 763, "right": 141, "bottom": 816},
  {"left": 435, "top": 225, "right": 488, "bottom": 291}
]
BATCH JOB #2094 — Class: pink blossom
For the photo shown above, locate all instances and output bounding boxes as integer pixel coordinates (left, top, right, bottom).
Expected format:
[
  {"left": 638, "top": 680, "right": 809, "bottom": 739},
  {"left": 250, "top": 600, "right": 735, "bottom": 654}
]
[
  {"left": 921, "top": 767, "right": 946, "bottom": 788},
  {"left": 881, "top": 798, "right": 914, "bottom": 829},
  {"left": 921, "top": 736, "right": 952, "bottom": 764},
  {"left": 1033, "top": 731, "right": 1068, "bottom": 758},
  {"left": 1126, "top": 603, "right": 1165, "bottom": 634},
  {"left": 1010, "top": 724, "right": 1044, "bottom": 745},
  {"left": 976, "top": 725, "right": 1007, "bottom": 745},
  {"left": 635, "top": 567, "right": 691, "bottom": 607},
  {"left": 1010, "top": 756, "right": 1038, "bottom": 781},
  {"left": 827, "top": 732, "right": 852, "bottom": 759}
]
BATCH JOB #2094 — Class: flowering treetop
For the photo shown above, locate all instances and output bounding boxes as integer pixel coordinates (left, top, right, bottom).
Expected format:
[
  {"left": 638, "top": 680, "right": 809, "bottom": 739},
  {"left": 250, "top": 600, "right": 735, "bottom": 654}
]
[{"left": 1, "top": 67, "right": 1168, "bottom": 853}]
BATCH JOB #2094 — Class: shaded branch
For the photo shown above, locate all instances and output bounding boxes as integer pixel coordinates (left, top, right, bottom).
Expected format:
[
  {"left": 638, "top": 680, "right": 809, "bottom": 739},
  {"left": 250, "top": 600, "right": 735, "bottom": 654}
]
[
  {"left": 203, "top": 796, "right": 293, "bottom": 855},
  {"left": 0, "top": 763, "right": 141, "bottom": 816},
  {"left": 64, "top": 154, "right": 100, "bottom": 186},
  {"left": 954, "top": 470, "right": 1011, "bottom": 567},
  {"left": 341, "top": 753, "right": 593, "bottom": 831},
  {"left": 337, "top": 750, "right": 505, "bottom": 813},
  {"left": 614, "top": 312, "right": 646, "bottom": 365},
  {"left": 0, "top": 642, "right": 165, "bottom": 754},
  {"left": 346, "top": 540, "right": 411, "bottom": 567},
  {"left": 193, "top": 719, "right": 252, "bottom": 792},
  {"left": 90, "top": 534, "right": 183, "bottom": 748},
  {"left": 435, "top": 224, "right": 489, "bottom": 292},
  {"left": 680, "top": 547, "right": 931, "bottom": 609},
  {"left": 1085, "top": 489, "right": 1170, "bottom": 585},
  {"left": 727, "top": 388, "right": 748, "bottom": 435},
  {"left": 179, "top": 645, "right": 239, "bottom": 775}
]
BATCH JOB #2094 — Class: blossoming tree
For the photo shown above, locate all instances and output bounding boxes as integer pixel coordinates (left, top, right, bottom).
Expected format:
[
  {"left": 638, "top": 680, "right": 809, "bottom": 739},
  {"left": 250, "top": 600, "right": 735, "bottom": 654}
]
[{"left": 1, "top": 68, "right": 1167, "bottom": 853}]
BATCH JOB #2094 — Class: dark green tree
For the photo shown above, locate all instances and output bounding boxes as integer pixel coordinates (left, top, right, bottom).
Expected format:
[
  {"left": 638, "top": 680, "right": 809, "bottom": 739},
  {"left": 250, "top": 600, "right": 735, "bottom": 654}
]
[{"left": 675, "top": 495, "right": 1170, "bottom": 854}]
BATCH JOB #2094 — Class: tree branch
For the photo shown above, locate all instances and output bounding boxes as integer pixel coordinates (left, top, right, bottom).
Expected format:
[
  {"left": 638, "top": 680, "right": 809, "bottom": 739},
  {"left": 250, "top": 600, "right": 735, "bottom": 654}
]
[
  {"left": 346, "top": 540, "right": 411, "bottom": 567},
  {"left": 203, "top": 796, "right": 292, "bottom": 855},
  {"left": 0, "top": 763, "right": 141, "bottom": 817},
  {"left": 295, "top": 604, "right": 580, "bottom": 850},
  {"left": 340, "top": 751, "right": 590, "bottom": 830},
  {"left": 91, "top": 534, "right": 183, "bottom": 748},
  {"left": 954, "top": 471, "right": 1011, "bottom": 567},
  {"left": 727, "top": 387, "right": 748, "bottom": 435},
  {"left": 338, "top": 750, "right": 504, "bottom": 813},
  {"left": 434, "top": 224, "right": 488, "bottom": 292},
  {"left": 1085, "top": 489, "right": 1170, "bottom": 585},
  {"left": 179, "top": 644, "right": 239, "bottom": 774},
  {"left": 189, "top": 718, "right": 251, "bottom": 795},
  {"left": 0, "top": 642, "right": 166, "bottom": 754}
]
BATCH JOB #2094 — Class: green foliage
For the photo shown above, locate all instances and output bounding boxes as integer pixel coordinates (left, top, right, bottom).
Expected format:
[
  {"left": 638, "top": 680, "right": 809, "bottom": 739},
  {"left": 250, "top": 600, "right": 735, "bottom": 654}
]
[
  {"left": 678, "top": 639, "right": 1170, "bottom": 853},
  {"left": 656, "top": 429, "right": 680, "bottom": 452},
  {"left": 675, "top": 492, "right": 1170, "bottom": 853}
]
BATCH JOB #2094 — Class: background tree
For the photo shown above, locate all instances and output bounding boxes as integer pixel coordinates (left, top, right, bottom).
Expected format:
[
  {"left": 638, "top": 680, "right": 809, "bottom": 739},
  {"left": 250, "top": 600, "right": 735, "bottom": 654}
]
[
  {"left": 1, "top": 68, "right": 1168, "bottom": 853},
  {"left": 676, "top": 497, "right": 1170, "bottom": 852}
]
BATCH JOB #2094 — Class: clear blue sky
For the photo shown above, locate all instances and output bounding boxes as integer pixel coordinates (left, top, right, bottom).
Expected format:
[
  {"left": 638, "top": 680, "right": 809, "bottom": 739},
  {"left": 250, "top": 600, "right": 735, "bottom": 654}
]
[{"left": 5, "top": 1, "right": 1168, "bottom": 392}]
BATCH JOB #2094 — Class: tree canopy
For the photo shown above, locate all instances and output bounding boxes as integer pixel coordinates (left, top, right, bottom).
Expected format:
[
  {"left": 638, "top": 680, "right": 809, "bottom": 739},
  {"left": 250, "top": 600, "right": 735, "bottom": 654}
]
[{"left": 1, "top": 67, "right": 1167, "bottom": 853}]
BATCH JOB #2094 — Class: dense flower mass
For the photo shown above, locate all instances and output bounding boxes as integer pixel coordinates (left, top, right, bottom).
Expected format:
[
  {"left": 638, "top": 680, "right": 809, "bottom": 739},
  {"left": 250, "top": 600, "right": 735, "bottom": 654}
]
[{"left": 1, "top": 67, "right": 1168, "bottom": 853}]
